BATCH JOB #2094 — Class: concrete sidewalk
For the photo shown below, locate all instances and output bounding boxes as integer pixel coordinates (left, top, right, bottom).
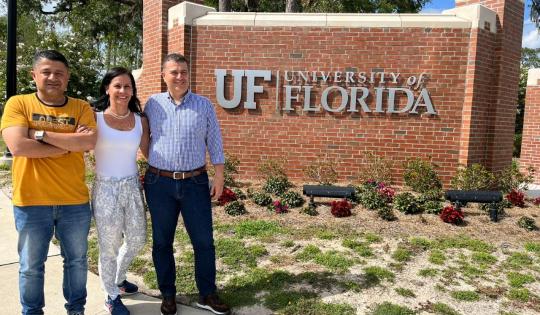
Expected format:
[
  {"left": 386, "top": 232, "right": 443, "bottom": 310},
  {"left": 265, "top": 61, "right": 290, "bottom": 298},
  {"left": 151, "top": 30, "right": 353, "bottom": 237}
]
[{"left": 0, "top": 191, "right": 211, "bottom": 315}]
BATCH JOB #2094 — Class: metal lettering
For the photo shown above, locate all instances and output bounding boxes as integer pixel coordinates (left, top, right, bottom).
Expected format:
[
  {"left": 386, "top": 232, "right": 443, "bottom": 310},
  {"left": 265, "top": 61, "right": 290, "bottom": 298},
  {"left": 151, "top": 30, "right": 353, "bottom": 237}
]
[
  {"left": 215, "top": 69, "right": 243, "bottom": 109},
  {"left": 387, "top": 88, "right": 415, "bottom": 113},
  {"left": 349, "top": 87, "right": 371, "bottom": 113},
  {"left": 244, "top": 70, "right": 271, "bottom": 109},
  {"left": 410, "top": 88, "right": 437, "bottom": 114},
  {"left": 321, "top": 86, "right": 348, "bottom": 112}
]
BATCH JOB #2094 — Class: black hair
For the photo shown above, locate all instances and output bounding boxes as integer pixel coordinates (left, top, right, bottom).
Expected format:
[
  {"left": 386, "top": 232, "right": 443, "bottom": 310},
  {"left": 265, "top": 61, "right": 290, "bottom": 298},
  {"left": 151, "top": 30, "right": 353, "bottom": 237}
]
[
  {"left": 33, "top": 50, "right": 69, "bottom": 69},
  {"left": 162, "top": 53, "right": 189, "bottom": 71},
  {"left": 92, "top": 67, "right": 143, "bottom": 115}
]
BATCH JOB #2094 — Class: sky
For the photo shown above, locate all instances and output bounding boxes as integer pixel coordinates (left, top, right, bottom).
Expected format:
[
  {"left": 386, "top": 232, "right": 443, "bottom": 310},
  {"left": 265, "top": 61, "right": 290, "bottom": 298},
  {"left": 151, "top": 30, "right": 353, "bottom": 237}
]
[{"left": 421, "top": 0, "right": 539, "bottom": 49}]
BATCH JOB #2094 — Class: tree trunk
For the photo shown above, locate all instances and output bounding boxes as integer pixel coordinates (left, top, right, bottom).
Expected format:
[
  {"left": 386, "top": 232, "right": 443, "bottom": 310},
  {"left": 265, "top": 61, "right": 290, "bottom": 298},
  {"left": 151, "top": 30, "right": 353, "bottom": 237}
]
[
  {"left": 219, "top": 0, "right": 231, "bottom": 12},
  {"left": 286, "top": 0, "right": 300, "bottom": 12}
]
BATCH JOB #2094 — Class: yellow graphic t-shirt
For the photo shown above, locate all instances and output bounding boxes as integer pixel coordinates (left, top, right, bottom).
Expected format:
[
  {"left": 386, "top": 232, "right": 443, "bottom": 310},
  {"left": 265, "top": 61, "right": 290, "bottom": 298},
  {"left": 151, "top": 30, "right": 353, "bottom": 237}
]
[{"left": 0, "top": 93, "right": 96, "bottom": 206}]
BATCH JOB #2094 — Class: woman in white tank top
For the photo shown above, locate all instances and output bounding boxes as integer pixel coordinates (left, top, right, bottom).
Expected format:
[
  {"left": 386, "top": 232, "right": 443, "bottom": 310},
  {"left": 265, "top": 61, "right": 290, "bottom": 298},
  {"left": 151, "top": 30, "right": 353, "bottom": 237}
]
[{"left": 91, "top": 67, "right": 149, "bottom": 315}]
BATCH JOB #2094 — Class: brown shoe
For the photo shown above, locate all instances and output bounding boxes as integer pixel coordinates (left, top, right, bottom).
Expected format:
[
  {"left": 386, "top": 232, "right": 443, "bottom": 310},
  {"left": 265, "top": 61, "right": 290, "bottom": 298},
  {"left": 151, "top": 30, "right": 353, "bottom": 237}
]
[
  {"left": 160, "top": 296, "right": 177, "bottom": 315},
  {"left": 196, "top": 294, "right": 230, "bottom": 315}
]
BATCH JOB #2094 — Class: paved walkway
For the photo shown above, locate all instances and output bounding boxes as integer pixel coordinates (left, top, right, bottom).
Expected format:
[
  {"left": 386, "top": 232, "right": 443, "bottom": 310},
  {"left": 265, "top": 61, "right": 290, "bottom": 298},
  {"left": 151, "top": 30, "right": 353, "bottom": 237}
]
[{"left": 0, "top": 191, "right": 210, "bottom": 315}]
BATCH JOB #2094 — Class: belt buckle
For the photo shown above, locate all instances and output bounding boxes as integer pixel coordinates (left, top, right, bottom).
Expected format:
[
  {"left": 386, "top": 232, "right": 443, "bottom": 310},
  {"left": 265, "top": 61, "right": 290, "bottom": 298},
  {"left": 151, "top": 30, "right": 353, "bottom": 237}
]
[{"left": 173, "top": 172, "right": 185, "bottom": 180}]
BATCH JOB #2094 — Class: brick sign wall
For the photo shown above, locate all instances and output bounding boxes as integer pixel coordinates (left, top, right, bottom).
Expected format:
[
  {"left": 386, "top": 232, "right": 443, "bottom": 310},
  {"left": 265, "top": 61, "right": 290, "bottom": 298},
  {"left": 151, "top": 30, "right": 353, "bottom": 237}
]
[{"left": 139, "top": 0, "right": 524, "bottom": 185}]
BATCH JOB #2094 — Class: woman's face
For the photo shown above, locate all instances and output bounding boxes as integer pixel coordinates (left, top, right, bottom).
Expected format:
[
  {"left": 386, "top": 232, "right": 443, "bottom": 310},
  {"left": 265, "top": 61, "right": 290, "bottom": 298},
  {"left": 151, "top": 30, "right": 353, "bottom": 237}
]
[{"left": 106, "top": 74, "right": 133, "bottom": 107}]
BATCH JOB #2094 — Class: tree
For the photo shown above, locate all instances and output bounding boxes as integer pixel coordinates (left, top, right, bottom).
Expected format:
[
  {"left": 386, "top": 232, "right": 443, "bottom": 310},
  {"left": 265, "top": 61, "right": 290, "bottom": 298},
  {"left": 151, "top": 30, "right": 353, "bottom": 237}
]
[
  {"left": 286, "top": 0, "right": 300, "bottom": 12},
  {"left": 205, "top": 0, "right": 429, "bottom": 13},
  {"left": 532, "top": 0, "right": 540, "bottom": 30},
  {"left": 514, "top": 48, "right": 540, "bottom": 157}
]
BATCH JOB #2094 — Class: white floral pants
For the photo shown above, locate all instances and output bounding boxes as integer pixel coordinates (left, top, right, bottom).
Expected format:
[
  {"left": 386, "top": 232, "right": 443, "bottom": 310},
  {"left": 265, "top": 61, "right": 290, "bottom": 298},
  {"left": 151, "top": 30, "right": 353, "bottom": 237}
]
[{"left": 92, "top": 175, "right": 146, "bottom": 299}]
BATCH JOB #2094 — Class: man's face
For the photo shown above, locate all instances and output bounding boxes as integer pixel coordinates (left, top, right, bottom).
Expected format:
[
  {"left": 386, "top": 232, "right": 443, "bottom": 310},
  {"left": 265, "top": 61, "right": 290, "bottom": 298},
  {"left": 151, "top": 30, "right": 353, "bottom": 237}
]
[
  {"left": 31, "top": 58, "right": 70, "bottom": 99},
  {"left": 162, "top": 61, "right": 189, "bottom": 96}
]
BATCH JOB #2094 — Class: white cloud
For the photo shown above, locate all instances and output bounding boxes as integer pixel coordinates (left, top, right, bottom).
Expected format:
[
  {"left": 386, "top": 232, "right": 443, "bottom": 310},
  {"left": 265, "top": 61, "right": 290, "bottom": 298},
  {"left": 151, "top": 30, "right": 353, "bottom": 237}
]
[{"left": 523, "top": 28, "right": 540, "bottom": 49}]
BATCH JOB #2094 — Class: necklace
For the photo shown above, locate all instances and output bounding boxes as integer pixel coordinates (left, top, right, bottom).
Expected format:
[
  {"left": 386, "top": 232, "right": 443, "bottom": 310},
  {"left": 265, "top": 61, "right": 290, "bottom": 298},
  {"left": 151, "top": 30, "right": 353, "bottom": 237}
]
[{"left": 106, "top": 109, "right": 131, "bottom": 119}]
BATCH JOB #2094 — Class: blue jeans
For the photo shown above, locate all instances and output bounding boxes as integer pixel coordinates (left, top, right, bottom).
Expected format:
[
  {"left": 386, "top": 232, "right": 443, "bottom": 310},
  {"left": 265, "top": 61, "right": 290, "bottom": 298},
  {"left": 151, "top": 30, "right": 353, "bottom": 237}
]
[
  {"left": 14, "top": 203, "right": 91, "bottom": 315},
  {"left": 144, "top": 171, "right": 217, "bottom": 298}
]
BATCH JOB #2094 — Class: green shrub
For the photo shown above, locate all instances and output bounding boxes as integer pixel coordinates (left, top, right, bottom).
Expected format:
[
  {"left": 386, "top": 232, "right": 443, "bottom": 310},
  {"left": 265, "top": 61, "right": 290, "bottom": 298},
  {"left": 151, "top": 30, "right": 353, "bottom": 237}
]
[
  {"left": 263, "top": 176, "right": 291, "bottom": 195},
  {"left": 251, "top": 191, "right": 273, "bottom": 207},
  {"left": 403, "top": 157, "right": 442, "bottom": 193},
  {"left": 257, "top": 158, "right": 287, "bottom": 179},
  {"left": 280, "top": 191, "right": 305, "bottom": 208},
  {"left": 377, "top": 206, "right": 397, "bottom": 221},
  {"left": 224, "top": 201, "right": 247, "bottom": 216},
  {"left": 394, "top": 192, "right": 422, "bottom": 214},
  {"left": 231, "top": 188, "right": 247, "bottom": 200},
  {"left": 517, "top": 216, "right": 537, "bottom": 231},
  {"left": 357, "top": 151, "right": 394, "bottom": 184},
  {"left": 450, "top": 290, "right": 479, "bottom": 302},
  {"left": 303, "top": 157, "right": 338, "bottom": 185},
  {"left": 451, "top": 164, "right": 497, "bottom": 190},
  {"left": 357, "top": 185, "right": 388, "bottom": 210},
  {"left": 301, "top": 203, "right": 318, "bottom": 216},
  {"left": 420, "top": 199, "right": 443, "bottom": 215},
  {"left": 497, "top": 160, "right": 535, "bottom": 193},
  {"left": 371, "top": 302, "right": 415, "bottom": 315},
  {"left": 224, "top": 152, "right": 240, "bottom": 187}
]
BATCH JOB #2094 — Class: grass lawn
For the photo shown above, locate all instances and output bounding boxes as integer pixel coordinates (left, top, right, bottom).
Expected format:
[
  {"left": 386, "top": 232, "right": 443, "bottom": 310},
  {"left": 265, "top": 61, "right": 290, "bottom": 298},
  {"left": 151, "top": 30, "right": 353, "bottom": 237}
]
[{"left": 82, "top": 181, "right": 540, "bottom": 315}]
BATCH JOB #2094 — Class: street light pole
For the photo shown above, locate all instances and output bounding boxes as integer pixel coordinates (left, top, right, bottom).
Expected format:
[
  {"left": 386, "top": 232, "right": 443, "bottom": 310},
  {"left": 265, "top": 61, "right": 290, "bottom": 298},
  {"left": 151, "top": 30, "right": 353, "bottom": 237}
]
[{"left": 4, "top": 0, "right": 16, "bottom": 158}]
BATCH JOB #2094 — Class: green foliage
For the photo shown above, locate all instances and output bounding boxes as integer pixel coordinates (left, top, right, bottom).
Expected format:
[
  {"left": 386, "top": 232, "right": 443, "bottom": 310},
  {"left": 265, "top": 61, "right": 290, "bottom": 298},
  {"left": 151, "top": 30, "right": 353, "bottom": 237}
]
[
  {"left": 342, "top": 239, "right": 373, "bottom": 257},
  {"left": 278, "top": 299, "right": 355, "bottom": 315},
  {"left": 357, "top": 151, "right": 394, "bottom": 184},
  {"left": 450, "top": 290, "right": 480, "bottom": 302},
  {"left": 251, "top": 191, "right": 273, "bottom": 206},
  {"left": 394, "top": 192, "right": 422, "bottom": 214},
  {"left": 403, "top": 157, "right": 442, "bottom": 193},
  {"left": 257, "top": 158, "right": 287, "bottom": 179},
  {"left": 471, "top": 252, "right": 497, "bottom": 266},
  {"left": 392, "top": 246, "right": 413, "bottom": 262},
  {"left": 356, "top": 185, "right": 388, "bottom": 210},
  {"left": 418, "top": 268, "right": 438, "bottom": 277},
  {"left": 280, "top": 191, "right": 305, "bottom": 208},
  {"left": 263, "top": 176, "right": 291, "bottom": 196},
  {"left": 263, "top": 291, "right": 318, "bottom": 311},
  {"left": 215, "top": 238, "right": 267, "bottom": 269},
  {"left": 431, "top": 303, "right": 461, "bottom": 315},
  {"left": 507, "top": 272, "right": 535, "bottom": 288},
  {"left": 507, "top": 288, "right": 530, "bottom": 302},
  {"left": 363, "top": 266, "right": 395, "bottom": 284},
  {"left": 505, "top": 252, "right": 534, "bottom": 269},
  {"left": 296, "top": 245, "right": 322, "bottom": 261},
  {"left": 435, "top": 236, "right": 494, "bottom": 253},
  {"left": 371, "top": 302, "right": 416, "bottom": 315},
  {"left": 496, "top": 160, "right": 535, "bottom": 193},
  {"left": 429, "top": 250, "right": 446, "bottom": 265},
  {"left": 0, "top": 163, "right": 10, "bottom": 171},
  {"left": 224, "top": 200, "right": 247, "bottom": 216},
  {"left": 421, "top": 199, "right": 443, "bottom": 215},
  {"left": 301, "top": 203, "right": 319, "bottom": 216},
  {"left": 517, "top": 216, "right": 537, "bottom": 231},
  {"left": 231, "top": 187, "right": 247, "bottom": 200},
  {"left": 224, "top": 152, "right": 240, "bottom": 187},
  {"left": 524, "top": 242, "right": 540, "bottom": 255},
  {"left": 303, "top": 157, "right": 338, "bottom": 185},
  {"left": 377, "top": 206, "right": 397, "bottom": 221},
  {"left": 234, "top": 220, "right": 283, "bottom": 238},
  {"left": 143, "top": 269, "right": 158, "bottom": 289},
  {"left": 394, "top": 287, "right": 416, "bottom": 298},
  {"left": 451, "top": 164, "right": 497, "bottom": 190}
]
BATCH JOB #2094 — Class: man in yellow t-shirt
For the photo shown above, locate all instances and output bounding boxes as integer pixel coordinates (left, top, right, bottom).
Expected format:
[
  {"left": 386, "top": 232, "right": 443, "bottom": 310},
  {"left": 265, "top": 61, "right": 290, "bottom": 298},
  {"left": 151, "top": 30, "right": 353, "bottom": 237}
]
[{"left": 0, "top": 50, "right": 96, "bottom": 315}]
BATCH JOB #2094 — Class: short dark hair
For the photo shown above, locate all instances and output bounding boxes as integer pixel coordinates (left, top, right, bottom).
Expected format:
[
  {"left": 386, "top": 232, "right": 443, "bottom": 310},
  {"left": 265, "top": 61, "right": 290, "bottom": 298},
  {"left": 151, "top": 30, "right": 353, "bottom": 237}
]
[
  {"left": 162, "top": 53, "right": 189, "bottom": 71},
  {"left": 92, "top": 67, "right": 143, "bottom": 116},
  {"left": 33, "top": 50, "right": 69, "bottom": 69}
]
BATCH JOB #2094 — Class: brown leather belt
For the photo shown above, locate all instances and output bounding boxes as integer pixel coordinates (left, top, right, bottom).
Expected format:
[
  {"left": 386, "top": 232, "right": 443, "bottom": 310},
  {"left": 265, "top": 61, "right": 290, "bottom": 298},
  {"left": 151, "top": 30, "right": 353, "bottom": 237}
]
[{"left": 147, "top": 165, "right": 206, "bottom": 180}]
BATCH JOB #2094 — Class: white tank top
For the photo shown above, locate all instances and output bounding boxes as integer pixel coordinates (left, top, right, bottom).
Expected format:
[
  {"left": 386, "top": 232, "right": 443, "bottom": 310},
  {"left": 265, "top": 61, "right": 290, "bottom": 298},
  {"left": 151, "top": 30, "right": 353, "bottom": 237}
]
[{"left": 94, "top": 112, "right": 142, "bottom": 178}]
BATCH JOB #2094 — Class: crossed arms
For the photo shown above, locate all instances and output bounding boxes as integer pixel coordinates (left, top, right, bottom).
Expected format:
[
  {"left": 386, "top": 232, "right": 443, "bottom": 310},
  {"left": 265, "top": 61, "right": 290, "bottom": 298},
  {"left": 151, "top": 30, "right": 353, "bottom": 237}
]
[{"left": 2, "top": 125, "right": 97, "bottom": 158}]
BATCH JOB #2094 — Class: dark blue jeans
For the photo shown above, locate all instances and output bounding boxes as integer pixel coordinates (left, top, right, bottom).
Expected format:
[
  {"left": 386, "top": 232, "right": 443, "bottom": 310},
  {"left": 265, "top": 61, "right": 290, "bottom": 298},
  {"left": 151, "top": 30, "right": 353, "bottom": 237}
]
[
  {"left": 14, "top": 203, "right": 91, "bottom": 315},
  {"left": 144, "top": 171, "right": 217, "bottom": 298}
]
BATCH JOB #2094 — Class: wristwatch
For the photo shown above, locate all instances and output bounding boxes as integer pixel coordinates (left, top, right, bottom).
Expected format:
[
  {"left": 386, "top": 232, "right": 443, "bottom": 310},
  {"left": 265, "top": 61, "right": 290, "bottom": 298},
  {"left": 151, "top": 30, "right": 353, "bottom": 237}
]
[{"left": 34, "top": 130, "right": 46, "bottom": 143}]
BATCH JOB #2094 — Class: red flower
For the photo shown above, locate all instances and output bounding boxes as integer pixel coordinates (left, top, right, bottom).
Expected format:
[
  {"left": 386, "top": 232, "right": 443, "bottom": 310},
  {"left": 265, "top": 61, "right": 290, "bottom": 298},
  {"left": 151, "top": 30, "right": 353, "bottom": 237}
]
[
  {"left": 439, "top": 205, "right": 464, "bottom": 225},
  {"left": 218, "top": 187, "right": 237, "bottom": 206},
  {"left": 139, "top": 174, "right": 145, "bottom": 185},
  {"left": 506, "top": 190, "right": 525, "bottom": 207},
  {"left": 331, "top": 199, "right": 352, "bottom": 217},
  {"left": 270, "top": 200, "right": 288, "bottom": 214},
  {"left": 533, "top": 197, "right": 540, "bottom": 206},
  {"left": 377, "top": 185, "right": 395, "bottom": 203}
]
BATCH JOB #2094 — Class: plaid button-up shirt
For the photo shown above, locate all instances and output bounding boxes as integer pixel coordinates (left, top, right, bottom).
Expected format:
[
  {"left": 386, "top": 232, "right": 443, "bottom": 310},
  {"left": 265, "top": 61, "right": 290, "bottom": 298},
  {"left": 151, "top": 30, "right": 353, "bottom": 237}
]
[{"left": 144, "top": 91, "right": 224, "bottom": 171}]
